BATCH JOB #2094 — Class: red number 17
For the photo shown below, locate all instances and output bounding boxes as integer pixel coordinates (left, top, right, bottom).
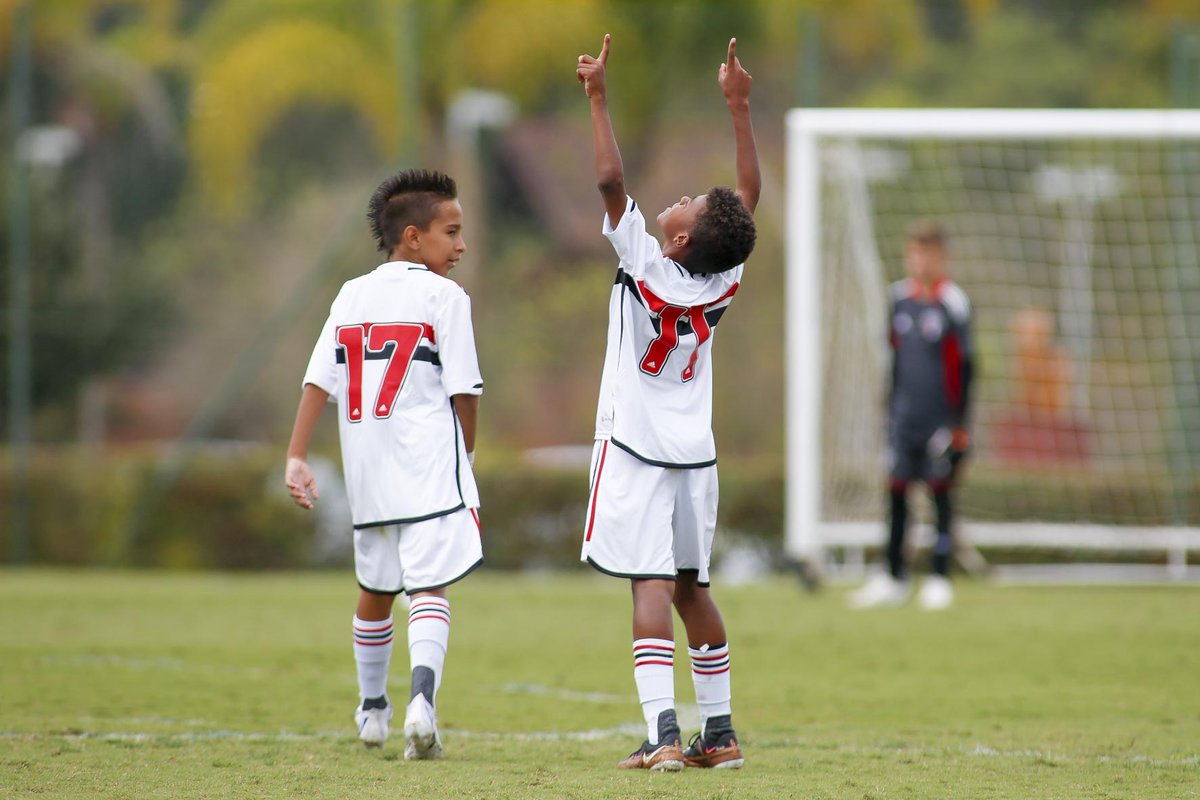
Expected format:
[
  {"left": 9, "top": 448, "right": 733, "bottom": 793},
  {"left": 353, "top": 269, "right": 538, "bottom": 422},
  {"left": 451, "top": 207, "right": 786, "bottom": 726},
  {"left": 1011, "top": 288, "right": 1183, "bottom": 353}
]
[{"left": 336, "top": 322, "right": 426, "bottom": 422}]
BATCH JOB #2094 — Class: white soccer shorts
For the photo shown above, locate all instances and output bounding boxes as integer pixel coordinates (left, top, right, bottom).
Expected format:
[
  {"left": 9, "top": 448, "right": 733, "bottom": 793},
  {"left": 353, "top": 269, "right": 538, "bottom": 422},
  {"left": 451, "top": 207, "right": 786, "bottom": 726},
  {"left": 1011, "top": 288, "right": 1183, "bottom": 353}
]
[
  {"left": 580, "top": 439, "right": 718, "bottom": 585},
  {"left": 354, "top": 507, "right": 483, "bottom": 595}
]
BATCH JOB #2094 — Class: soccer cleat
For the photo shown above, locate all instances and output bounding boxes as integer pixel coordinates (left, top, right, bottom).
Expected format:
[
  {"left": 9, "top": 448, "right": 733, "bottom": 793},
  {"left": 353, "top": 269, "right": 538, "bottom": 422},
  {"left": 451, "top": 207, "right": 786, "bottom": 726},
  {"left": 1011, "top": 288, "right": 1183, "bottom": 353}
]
[
  {"left": 918, "top": 574, "right": 954, "bottom": 610},
  {"left": 354, "top": 699, "right": 392, "bottom": 749},
  {"left": 617, "top": 738, "right": 685, "bottom": 772},
  {"left": 403, "top": 694, "right": 444, "bottom": 760},
  {"left": 618, "top": 709, "right": 684, "bottom": 772},
  {"left": 683, "top": 728, "right": 745, "bottom": 769},
  {"left": 848, "top": 571, "right": 911, "bottom": 608}
]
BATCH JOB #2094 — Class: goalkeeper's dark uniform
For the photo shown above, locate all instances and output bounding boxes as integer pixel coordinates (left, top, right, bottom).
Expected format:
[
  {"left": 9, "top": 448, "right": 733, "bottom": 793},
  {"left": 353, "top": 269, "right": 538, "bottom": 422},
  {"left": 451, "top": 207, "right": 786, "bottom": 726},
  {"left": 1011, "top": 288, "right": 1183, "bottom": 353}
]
[{"left": 886, "top": 277, "right": 975, "bottom": 579}]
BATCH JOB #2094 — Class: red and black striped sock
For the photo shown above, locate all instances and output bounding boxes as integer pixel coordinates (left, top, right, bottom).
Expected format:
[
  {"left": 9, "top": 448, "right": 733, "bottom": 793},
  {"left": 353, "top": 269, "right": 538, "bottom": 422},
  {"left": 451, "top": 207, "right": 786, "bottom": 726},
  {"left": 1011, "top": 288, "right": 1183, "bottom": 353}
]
[
  {"left": 633, "top": 638, "right": 676, "bottom": 744},
  {"left": 353, "top": 615, "right": 394, "bottom": 704}
]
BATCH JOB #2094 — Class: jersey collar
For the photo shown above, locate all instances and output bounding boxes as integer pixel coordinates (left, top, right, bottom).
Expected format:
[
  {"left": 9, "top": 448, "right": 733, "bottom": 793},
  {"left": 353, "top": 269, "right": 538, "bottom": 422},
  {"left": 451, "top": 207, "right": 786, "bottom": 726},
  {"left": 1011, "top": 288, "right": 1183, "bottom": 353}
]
[{"left": 379, "top": 260, "right": 429, "bottom": 272}]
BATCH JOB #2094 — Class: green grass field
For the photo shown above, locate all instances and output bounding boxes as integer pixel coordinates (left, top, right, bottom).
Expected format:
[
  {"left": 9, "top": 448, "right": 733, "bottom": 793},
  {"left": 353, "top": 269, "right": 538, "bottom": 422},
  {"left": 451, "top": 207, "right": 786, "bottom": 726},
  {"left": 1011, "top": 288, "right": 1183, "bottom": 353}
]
[{"left": 1, "top": 569, "right": 1198, "bottom": 799}]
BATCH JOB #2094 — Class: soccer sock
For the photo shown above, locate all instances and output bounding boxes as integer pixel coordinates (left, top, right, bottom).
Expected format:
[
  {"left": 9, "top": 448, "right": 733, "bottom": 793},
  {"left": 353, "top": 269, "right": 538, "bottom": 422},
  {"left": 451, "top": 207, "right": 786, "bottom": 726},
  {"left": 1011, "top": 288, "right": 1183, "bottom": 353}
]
[
  {"left": 888, "top": 485, "right": 909, "bottom": 579},
  {"left": 932, "top": 489, "right": 953, "bottom": 577},
  {"left": 688, "top": 642, "right": 732, "bottom": 737},
  {"left": 352, "top": 615, "right": 394, "bottom": 705},
  {"left": 407, "top": 596, "right": 451, "bottom": 705},
  {"left": 632, "top": 638, "right": 676, "bottom": 745}
]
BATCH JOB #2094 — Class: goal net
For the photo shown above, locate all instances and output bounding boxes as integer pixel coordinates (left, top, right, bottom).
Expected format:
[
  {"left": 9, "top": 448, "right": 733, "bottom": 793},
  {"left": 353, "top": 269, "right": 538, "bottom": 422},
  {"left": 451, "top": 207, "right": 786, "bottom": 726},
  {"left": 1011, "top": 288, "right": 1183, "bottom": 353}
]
[{"left": 784, "top": 110, "right": 1200, "bottom": 580}]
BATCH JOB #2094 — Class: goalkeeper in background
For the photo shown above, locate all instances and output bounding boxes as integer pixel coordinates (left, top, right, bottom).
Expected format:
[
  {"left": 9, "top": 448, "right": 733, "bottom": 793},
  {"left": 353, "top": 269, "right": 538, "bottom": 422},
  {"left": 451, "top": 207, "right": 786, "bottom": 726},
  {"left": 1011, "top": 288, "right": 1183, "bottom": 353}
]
[{"left": 851, "top": 219, "right": 975, "bottom": 610}]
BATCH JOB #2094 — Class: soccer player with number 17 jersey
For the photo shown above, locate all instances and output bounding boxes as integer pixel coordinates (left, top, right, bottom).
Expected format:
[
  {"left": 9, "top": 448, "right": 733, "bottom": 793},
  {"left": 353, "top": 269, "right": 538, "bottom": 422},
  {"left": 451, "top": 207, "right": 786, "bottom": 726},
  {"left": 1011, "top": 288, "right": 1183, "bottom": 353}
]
[
  {"left": 284, "top": 170, "right": 484, "bottom": 760},
  {"left": 576, "top": 35, "right": 760, "bottom": 771}
]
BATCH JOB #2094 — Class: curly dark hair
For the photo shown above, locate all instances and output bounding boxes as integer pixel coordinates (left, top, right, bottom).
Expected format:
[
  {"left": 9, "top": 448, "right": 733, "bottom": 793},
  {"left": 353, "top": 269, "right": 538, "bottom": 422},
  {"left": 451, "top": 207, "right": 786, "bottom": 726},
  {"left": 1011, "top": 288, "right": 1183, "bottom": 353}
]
[
  {"left": 367, "top": 169, "right": 458, "bottom": 254},
  {"left": 684, "top": 186, "right": 756, "bottom": 275}
]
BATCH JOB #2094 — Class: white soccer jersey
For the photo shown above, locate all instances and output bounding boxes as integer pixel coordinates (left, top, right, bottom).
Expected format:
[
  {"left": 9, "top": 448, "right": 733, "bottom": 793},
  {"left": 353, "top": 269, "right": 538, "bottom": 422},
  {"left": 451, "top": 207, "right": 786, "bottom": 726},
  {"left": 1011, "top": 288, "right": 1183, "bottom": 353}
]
[
  {"left": 303, "top": 262, "right": 483, "bottom": 528},
  {"left": 594, "top": 197, "right": 742, "bottom": 467}
]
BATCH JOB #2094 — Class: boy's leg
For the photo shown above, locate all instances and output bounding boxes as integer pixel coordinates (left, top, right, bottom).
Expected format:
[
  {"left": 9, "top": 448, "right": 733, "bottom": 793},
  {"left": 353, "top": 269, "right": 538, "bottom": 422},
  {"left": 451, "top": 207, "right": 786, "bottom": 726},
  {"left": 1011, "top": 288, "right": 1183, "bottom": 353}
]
[
  {"left": 886, "top": 477, "right": 910, "bottom": 579},
  {"left": 619, "top": 578, "right": 685, "bottom": 771},
  {"left": 352, "top": 527, "right": 405, "bottom": 748},
  {"left": 674, "top": 576, "right": 743, "bottom": 768},
  {"left": 916, "top": 481, "right": 955, "bottom": 610},
  {"left": 394, "top": 507, "right": 482, "bottom": 760},
  {"left": 929, "top": 483, "right": 954, "bottom": 578},
  {"left": 352, "top": 590, "right": 396, "bottom": 749},
  {"left": 673, "top": 576, "right": 729, "bottom": 728},
  {"left": 406, "top": 588, "right": 450, "bottom": 705},
  {"left": 670, "top": 466, "right": 743, "bottom": 768},
  {"left": 401, "top": 587, "right": 450, "bottom": 761},
  {"left": 580, "top": 444, "right": 683, "bottom": 769},
  {"left": 354, "top": 590, "right": 398, "bottom": 706},
  {"left": 630, "top": 578, "right": 677, "bottom": 740}
]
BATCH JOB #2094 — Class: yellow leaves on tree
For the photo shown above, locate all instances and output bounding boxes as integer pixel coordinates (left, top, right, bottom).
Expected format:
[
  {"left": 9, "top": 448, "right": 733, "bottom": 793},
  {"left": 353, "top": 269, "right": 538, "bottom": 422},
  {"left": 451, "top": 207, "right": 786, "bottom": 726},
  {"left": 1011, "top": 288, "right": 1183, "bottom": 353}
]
[
  {"left": 190, "top": 19, "right": 402, "bottom": 213},
  {"left": 458, "top": 0, "right": 621, "bottom": 106}
]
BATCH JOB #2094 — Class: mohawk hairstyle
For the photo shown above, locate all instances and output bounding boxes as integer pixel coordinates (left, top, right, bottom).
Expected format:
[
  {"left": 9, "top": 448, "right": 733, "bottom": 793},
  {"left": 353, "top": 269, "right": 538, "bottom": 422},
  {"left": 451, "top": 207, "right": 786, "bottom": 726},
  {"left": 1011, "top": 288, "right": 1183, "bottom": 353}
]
[
  {"left": 684, "top": 186, "right": 757, "bottom": 275},
  {"left": 367, "top": 169, "right": 458, "bottom": 254}
]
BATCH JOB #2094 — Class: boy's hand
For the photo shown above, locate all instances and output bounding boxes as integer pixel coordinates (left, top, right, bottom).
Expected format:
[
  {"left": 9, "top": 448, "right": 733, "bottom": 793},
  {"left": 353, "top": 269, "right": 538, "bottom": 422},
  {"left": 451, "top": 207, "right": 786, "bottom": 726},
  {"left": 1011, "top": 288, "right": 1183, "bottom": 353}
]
[
  {"left": 285, "top": 457, "right": 319, "bottom": 509},
  {"left": 577, "top": 33, "right": 611, "bottom": 100},
  {"left": 718, "top": 37, "right": 752, "bottom": 107}
]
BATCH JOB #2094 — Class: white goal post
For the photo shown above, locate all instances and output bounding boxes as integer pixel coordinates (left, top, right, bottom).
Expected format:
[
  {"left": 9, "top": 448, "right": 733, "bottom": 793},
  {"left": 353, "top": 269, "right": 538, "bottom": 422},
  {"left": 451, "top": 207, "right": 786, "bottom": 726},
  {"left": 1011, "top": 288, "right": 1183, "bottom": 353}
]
[{"left": 784, "top": 109, "right": 1200, "bottom": 579}]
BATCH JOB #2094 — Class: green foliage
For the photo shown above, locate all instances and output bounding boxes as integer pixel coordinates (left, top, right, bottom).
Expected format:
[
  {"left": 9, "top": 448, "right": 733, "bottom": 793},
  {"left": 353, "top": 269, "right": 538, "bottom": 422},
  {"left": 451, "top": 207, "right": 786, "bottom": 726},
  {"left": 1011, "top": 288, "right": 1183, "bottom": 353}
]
[
  {"left": 0, "top": 448, "right": 311, "bottom": 568},
  {"left": 2, "top": 571, "right": 1199, "bottom": 798},
  {"left": 858, "top": 7, "right": 1174, "bottom": 108},
  {"left": 3, "top": 448, "right": 1196, "bottom": 569}
]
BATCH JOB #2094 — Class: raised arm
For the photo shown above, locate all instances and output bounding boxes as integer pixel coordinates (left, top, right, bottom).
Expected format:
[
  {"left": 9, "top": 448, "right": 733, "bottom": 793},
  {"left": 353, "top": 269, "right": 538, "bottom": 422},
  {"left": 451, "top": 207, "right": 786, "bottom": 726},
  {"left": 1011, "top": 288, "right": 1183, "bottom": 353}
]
[
  {"left": 577, "top": 34, "right": 627, "bottom": 226},
  {"left": 718, "top": 38, "right": 760, "bottom": 213}
]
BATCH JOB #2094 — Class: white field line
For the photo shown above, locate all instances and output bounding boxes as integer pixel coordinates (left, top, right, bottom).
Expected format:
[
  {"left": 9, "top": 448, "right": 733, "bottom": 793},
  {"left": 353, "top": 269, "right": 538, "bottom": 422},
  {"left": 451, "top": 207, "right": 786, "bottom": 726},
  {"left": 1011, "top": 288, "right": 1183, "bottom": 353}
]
[
  {"left": 0, "top": 725, "right": 645, "bottom": 744},
  {"left": 500, "top": 683, "right": 628, "bottom": 704}
]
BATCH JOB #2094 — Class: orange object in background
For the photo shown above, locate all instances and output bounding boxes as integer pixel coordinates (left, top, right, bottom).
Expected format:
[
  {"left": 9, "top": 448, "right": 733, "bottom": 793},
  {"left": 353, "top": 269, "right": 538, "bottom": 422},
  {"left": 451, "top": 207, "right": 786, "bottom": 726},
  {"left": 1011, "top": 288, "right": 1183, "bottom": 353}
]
[{"left": 995, "top": 307, "right": 1090, "bottom": 464}]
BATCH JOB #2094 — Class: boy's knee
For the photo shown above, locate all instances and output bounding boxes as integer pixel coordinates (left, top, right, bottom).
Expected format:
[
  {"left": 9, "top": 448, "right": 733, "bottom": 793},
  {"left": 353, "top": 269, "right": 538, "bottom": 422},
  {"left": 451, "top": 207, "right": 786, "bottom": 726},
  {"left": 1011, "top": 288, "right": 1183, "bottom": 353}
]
[
  {"left": 631, "top": 578, "right": 675, "bottom": 607},
  {"left": 673, "top": 579, "right": 711, "bottom": 612}
]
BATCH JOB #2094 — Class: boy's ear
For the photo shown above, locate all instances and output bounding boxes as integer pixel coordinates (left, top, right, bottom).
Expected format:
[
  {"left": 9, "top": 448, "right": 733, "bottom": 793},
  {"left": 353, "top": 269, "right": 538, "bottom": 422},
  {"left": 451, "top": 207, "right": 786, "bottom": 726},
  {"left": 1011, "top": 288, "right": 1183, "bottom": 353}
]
[
  {"left": 402, "top": 224, "right": 421, "bottom": 249},
  {"left": 673, "top": 231, "right": 690, "bottom": 248}
]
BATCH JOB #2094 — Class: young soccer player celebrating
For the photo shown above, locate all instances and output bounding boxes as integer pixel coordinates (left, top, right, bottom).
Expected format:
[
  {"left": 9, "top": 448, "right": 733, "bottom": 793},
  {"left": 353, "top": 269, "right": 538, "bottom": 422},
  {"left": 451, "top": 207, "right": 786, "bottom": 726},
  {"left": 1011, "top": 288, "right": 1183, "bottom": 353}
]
[
  {"left": 576, "top": 35, "right": 759, "bottom": 771},
  {"left": 850, "top": 220, "right": 974, "bottom": 610},
  {"left": 284, "top": 170, "right": 484, "bottom": 759}
]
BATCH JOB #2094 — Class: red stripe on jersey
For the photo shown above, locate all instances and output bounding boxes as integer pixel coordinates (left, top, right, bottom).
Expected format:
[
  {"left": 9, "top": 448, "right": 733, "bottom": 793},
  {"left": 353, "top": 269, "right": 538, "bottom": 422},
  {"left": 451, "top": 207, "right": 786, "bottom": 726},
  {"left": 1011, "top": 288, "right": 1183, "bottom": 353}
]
[
  {"left": 421, "top": 323, "right": 436, "bottom": 344},
  {"left": 470, "top": 508, "right": 481, "bottom": 535},
  {"left": 943, "top": 330, "right": 963, "bottom": 411},
  {"left": 584, "top": 441, "right": 609, "bottom": 542}
]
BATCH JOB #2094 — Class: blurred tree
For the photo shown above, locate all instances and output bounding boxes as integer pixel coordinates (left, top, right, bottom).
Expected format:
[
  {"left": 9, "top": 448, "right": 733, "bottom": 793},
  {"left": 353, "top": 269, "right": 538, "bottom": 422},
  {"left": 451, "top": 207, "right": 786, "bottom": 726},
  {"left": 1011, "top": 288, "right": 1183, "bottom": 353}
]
[
  {"left": 0, "top": 0, "right": 182, "bottom": 435},
  {"left": 858, "top": 5, "right": 1174, "bottom": 108},
  {"left": 188, "top": 0, "right": 408, "bottom": 213}
]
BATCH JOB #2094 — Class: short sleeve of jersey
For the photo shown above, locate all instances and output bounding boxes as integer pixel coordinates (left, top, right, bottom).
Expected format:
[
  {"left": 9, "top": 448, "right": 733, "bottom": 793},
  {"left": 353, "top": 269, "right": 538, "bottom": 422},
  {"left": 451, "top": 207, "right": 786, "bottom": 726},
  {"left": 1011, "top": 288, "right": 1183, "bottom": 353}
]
[
  {"left": 302, "top": 303, "right": 340, "bottom": 400},
  {"left": 602, "top": 196, "right": 661, "bottom": 280},
  {"left": 436, "top": 290, "right": 483, "bottom": 397}
]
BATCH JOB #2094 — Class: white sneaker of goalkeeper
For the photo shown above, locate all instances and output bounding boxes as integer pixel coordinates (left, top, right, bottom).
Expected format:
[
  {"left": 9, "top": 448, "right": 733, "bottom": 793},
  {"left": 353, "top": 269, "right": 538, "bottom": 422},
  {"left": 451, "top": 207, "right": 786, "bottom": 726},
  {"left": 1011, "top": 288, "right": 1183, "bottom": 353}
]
[
  {"left": 848, "top": 572, "right": 911, "bottom": 608},
  {"left": 917, "top": 575, "right": 954, "bottom": 610}
]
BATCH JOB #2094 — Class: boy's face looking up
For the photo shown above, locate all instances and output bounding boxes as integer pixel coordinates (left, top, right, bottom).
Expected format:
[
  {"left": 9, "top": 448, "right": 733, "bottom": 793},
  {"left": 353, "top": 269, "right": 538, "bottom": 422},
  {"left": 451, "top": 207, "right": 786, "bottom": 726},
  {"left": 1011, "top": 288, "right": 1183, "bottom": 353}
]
[
  {"left": 399, "top": 199, "right": 466, "bottom": 277},
  {"left": 658, "top": 193, "right": 708, "bottom": 250}
]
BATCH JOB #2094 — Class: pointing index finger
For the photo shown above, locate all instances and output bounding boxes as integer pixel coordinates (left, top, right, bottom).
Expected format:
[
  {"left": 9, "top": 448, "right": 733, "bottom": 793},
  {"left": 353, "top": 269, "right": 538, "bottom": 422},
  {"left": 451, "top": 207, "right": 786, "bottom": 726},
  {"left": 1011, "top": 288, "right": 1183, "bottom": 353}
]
[
  {"left": 726, "top": 37, "right": 736, "bottom": 66},
  {"left": 599, "top": 33, "right": 611, "bottom": 65}
]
